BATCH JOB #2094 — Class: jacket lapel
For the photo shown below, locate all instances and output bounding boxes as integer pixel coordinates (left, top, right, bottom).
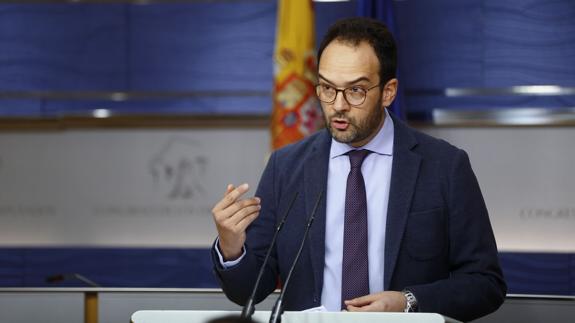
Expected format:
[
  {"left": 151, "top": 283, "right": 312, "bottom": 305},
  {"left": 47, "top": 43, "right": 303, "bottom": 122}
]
[
  {"left": 304, "top": 130, "right": 331, "bottom": 301},
  {"left": 301, "top": 116, "right": 420, "bottom": 294},
  {"left": 384, "top": 113, "right": 421, "bottom": 290}
]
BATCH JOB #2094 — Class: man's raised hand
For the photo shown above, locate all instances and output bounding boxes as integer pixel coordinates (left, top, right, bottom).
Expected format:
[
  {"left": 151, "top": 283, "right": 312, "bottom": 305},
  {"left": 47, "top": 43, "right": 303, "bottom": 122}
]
[{"left": 211, "top": 183, "right": 261, "bottom": 260}]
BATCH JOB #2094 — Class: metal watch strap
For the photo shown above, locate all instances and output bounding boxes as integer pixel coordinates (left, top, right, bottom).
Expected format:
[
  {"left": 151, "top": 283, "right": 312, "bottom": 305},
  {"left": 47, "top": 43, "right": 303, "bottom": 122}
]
[{"left": 403, "top": 290, "right": 419, "bottom": 312}]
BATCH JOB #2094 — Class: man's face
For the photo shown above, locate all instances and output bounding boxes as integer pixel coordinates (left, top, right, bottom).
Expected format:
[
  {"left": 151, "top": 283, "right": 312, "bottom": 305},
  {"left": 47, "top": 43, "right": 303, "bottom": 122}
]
[{"left": 318, "top": 40, "right": 396, "bottom": 147}]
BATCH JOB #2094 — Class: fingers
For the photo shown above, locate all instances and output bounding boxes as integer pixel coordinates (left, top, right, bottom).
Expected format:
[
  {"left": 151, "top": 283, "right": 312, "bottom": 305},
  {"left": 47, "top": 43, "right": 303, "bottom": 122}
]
[
  {"left": 345, "top": 296, "right": 372, "bottom": 312},
  {"left": 234, "top": 206, "right": 260, "bottom": 232},
  {"left": 212, "top": 183, "right": 261, "bottom": 231},
  {"left": 212, "top": 183, "right": 251, "bottom": 214},
  {"left": 344, "top": 293, "right": 377, "bottom": 307},
  {"left": 214, "top": 197, "right": 261, "bottom": 225},
  {"left": 228, "top": 199, "right": 260, "bottom": 227},
  {"left": 346, "top": 304, "right": 365, "bottom": 312},
  {"left": 212, "top": 183, "right": 261, "bottom": 260},
  {"left": 345, "top": 291, "right": 406, "bottom": 312},
  {"left": 346, "top": 302, "right": 378, "bottom": 312}
]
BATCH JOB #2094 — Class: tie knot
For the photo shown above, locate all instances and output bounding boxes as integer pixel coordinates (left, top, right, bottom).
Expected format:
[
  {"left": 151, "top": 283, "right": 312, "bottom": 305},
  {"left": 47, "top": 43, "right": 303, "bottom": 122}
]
[{"left": 347, "top": 149, "right": 371, "bottom": 169}]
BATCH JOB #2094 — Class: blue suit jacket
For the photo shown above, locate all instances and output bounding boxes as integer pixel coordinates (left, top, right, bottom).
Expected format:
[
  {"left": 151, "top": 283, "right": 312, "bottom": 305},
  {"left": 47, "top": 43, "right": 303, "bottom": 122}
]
[{"left": 213, "top": 113, "right": 506, "bottom": 321}]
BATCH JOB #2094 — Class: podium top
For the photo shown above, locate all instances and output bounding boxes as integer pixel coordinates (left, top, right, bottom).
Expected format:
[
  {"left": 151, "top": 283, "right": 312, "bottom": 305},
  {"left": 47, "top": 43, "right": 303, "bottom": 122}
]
[{"left": 131, "top": 310, "right": 462, "bottom": 323}]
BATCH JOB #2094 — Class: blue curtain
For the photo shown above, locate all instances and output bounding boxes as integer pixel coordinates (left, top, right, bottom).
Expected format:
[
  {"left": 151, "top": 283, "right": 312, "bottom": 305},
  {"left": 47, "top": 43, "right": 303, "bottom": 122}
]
[{"left": 357, "top": 0, "right": 404, "bottom": 119}]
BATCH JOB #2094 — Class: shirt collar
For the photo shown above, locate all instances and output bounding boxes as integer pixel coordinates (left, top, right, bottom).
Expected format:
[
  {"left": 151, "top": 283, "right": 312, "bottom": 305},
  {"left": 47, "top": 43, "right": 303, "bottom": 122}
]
[{"left": 330, "top": 108, "right": 394, "bottom": 159}]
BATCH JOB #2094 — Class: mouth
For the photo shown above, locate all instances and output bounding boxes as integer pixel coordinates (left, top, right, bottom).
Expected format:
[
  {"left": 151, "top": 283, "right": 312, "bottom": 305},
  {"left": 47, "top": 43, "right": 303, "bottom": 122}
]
[{"left": 331, "top": 118, "right": 349, "bottom": 130}]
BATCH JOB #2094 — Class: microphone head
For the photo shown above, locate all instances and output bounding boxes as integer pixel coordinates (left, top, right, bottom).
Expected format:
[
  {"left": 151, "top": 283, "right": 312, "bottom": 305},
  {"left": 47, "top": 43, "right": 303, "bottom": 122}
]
[{"left": 45, "top": 274, "right": 66, "bottom": 283}]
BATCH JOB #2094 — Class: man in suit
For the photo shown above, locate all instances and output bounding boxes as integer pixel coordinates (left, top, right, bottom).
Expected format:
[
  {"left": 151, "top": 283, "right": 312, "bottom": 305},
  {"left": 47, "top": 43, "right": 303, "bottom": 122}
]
[{"left": 211, "top": 17, "right": 506, "bottom": 321}]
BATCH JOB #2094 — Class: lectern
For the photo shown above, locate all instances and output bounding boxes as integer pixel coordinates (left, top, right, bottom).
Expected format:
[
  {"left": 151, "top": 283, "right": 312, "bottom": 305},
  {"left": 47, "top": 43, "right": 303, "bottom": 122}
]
[{"left": 131, "top": 310, "right": 461, "bottom": 323}]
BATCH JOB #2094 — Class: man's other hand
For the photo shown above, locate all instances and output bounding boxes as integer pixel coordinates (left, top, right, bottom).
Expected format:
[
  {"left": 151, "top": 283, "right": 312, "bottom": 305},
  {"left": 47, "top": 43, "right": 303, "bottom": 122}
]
[{"left": 344, "top": 291, "right": 407, "bottom": 312}]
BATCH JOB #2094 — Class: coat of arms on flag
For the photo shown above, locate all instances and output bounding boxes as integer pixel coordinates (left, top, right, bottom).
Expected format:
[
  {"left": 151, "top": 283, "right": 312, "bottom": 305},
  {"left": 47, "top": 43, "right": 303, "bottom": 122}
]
[{"left": 271, "top": 0, "right": 323, "bottom": 150}]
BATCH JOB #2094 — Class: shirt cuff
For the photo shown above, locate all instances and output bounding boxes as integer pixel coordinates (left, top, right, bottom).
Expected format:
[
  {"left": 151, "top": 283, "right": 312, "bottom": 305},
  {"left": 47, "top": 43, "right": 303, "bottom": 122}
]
[{"left": 215, "top": 237, "right": 246, "bottom": 269}]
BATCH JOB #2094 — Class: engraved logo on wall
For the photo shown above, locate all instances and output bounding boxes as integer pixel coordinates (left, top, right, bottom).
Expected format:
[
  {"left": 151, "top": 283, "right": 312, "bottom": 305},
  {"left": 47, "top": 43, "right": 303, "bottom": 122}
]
[
  {"left": 149, "top": 137, "right": 208, "bottom": 200},
  {"left": 92, "top": 136, "right": 212, "bottom": 220}
]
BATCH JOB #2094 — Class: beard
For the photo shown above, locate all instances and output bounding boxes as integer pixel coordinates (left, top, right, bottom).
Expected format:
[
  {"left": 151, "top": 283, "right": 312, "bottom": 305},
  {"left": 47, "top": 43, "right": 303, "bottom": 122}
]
[{"left": 323, "top": 97, "right": 385, "bottom": 146}]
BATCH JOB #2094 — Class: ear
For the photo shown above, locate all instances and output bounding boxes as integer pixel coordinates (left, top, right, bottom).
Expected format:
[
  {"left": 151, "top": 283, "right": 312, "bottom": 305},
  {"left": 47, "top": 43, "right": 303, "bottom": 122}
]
[{"left": 381, "top": 78, "right": 398, "bottom": 108}]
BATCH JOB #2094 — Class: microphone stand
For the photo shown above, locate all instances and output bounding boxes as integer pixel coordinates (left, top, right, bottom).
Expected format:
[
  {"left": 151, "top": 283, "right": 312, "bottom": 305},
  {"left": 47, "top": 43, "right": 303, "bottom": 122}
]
[
  {"left": 241, "top": 191, "right": 300, "bottom": 319},
  {"left": 269, "top": 190, "right": 323, "bottom": 323}
]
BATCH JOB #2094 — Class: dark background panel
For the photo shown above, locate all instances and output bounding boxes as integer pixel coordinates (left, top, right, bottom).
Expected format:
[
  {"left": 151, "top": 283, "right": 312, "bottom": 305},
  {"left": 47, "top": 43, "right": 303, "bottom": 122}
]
[
  {"left": 0, "top": 4, "right": 128, "bottom": 92},
  {"left": 394, "top": 0, "right": 575, "bottom": 118},
  {"left": 5, "top": 248, "right": 218, "bottom": 288},
  {"left": 0, "top": 249, "right": 23, "bottom": 287},
  {"left": 394, "top": 0, "right": 483, "bottom": 89},
  {"left": 483, "top": 0, "right": 575, "bottom": 86},
  {"left": 1, "top": 248, "right": 574, "bottom": 296},
  {"left": 499, "top": 252, "right": 574, "bottom": 295},
  {"left": 128, "top": 3, "right": 276, "bottom": 92},
  {"left": 0, "top": 100, "right": 43, "bottom": 116},
  {"left": 43, "top": 95, "right": 273, "bottom": 116},
  {"left": 0, "top": 1, "right": 359, "bottom": 116},
  {"left": 0, "top": 1, "right": 573, "bottom": 118}
]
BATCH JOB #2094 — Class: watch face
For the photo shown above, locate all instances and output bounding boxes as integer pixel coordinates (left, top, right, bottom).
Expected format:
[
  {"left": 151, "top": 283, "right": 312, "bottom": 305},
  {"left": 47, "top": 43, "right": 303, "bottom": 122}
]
[{"left": 403, "top": 291, "right": 418, "bottom": 312}]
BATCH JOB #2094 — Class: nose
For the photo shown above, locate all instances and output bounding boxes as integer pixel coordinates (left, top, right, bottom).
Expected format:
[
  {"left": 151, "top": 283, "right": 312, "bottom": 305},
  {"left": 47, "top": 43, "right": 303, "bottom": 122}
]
[{"left": 331, "top": 90, "right": 350, "bottom": 112}]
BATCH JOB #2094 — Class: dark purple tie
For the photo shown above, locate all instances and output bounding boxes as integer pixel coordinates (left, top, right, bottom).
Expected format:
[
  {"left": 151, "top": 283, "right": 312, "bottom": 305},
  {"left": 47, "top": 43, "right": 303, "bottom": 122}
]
[{"left": 341, "top": 149, "right": 371, "bottom": 309}]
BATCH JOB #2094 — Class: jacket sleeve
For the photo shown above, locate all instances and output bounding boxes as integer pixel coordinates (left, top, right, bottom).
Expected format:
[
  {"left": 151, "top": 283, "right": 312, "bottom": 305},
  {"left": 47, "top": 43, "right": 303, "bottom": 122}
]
[
  {"left": 406, "top": 149, "right": 507, "bottom": 322},
  {"left": 211, "top": 151, "right": 280, "bottom": 306}
]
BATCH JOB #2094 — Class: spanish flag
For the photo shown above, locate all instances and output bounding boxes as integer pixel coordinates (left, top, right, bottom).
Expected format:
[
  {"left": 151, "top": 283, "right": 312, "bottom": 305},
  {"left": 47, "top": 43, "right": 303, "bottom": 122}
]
[{"left": 271, "top": 0, "right": 323, "bottom": 150}]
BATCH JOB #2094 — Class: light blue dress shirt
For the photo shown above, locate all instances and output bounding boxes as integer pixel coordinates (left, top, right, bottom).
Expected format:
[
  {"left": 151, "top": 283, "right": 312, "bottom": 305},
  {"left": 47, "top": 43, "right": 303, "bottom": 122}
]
[
  {"left": 321, "top": 109, "right": 394, "bottom": 311},
  {"left": 217, "top": 110, "right": 394, "bottom": 311}
]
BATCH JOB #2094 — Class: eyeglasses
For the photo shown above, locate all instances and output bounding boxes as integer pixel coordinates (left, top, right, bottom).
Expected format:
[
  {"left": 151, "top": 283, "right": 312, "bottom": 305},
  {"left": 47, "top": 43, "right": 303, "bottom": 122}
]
[{"left": 315, "top": 83, "right": 380, "bottom": 106}]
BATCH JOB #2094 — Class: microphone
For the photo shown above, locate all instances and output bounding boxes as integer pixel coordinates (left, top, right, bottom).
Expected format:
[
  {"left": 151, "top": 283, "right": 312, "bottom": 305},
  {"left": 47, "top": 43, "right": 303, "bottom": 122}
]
[
  {"left": 241, "top": 191, "right": 300, "bottom": 319},
  {"left": 269, "top": 190, "right": 323, "bottom": 323}
]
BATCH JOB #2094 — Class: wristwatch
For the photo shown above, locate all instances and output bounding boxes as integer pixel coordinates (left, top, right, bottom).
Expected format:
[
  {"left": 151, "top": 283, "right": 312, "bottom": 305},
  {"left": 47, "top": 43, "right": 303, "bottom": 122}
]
[{"left": 403, "top": 290, "right": 419, "bottom": 312}]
